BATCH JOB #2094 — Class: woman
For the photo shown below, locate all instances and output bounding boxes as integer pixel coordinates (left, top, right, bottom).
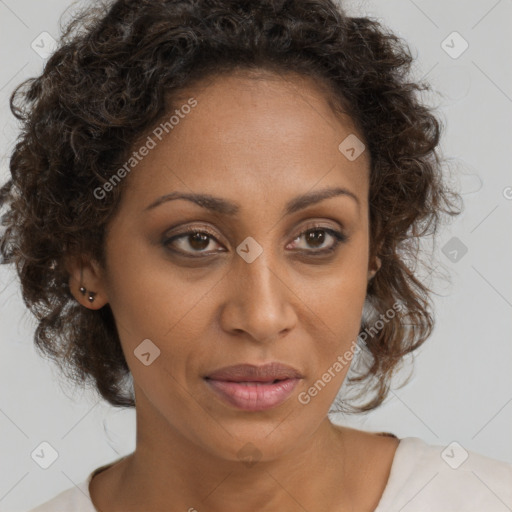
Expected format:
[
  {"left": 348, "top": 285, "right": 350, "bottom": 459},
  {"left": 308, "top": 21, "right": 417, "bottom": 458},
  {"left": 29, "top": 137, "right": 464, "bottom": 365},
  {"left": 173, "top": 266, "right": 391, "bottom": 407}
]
[{"left": 1, "top": 0, "right": 511, "bottom": 511}]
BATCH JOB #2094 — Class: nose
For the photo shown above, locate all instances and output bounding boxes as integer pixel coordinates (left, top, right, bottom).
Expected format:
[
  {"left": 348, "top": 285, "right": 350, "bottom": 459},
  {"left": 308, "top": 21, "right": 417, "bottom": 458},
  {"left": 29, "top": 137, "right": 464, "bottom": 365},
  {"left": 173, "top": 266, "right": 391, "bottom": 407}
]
[{"left": 219, "top": 247, "right": 298, "bottom": 345}]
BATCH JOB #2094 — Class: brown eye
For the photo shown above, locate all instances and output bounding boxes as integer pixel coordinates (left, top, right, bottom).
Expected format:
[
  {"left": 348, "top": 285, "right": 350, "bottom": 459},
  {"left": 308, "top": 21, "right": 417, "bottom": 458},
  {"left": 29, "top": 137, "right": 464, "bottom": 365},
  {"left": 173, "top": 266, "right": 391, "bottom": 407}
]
[
  {"left": 163, "top": 228, "right": 224, "bottom": 257},
  {"left": 163, "top": 224, "right": 348, "bottom": 259},
  {"left": 187, "top": 232, "right": 212, "bottom": 251},
  {"left": 305, "top": 229, "right": 327, "bottom": 248},
  {"left": 289, "top": 227, "right": 348, "bottom": 255}
]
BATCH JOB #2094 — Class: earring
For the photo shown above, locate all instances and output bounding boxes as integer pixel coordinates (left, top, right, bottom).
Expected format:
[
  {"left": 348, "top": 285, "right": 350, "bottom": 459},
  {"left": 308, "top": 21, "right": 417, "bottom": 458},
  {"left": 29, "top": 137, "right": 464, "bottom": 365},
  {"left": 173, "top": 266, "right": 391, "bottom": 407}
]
[{"left": 79, "top": 266, "right": 96, "bottom": 303}]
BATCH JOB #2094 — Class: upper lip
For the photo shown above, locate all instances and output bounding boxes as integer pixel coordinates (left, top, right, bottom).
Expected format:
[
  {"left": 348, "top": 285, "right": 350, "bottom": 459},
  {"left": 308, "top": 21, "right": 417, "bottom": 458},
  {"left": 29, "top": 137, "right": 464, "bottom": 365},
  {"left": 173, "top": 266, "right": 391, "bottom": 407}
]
[{"left": 205, "top": 362, "right": 303, "bottom": 382}]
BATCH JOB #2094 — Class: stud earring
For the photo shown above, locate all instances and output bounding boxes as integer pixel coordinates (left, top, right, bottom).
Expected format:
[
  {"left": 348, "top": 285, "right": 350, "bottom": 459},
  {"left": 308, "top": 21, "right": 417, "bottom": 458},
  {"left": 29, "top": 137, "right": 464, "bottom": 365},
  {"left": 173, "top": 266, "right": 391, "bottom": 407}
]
[{"left": 79, "top": 266, "right": 96, "bottom": 303}]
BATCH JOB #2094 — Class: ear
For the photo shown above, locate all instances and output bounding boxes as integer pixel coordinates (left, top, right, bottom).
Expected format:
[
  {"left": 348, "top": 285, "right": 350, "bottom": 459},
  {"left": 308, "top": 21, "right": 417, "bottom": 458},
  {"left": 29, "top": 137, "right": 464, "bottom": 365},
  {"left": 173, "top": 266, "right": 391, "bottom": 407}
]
[
  {"left": 65, "top": 255, "right": 109, "bottom": 310},
  {"left": 367, "top": 255, "right": 381, "bottom": 281}
]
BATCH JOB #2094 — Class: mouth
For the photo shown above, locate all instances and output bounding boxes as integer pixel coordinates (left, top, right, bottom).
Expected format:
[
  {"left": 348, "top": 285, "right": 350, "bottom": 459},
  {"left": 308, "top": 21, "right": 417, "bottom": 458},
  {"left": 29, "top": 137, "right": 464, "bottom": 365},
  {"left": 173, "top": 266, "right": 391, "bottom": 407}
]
[
  {"left": 205, "top": 362, "right": 303, "bottom": 382},
  {"left": 204, "top": 377, "right": 301, "bottom": 411},
  {"left": 203, "top": 362, "right": 303, "bottom": 411},
  {"left": 219, "top": 378, "right": 286, "bottom": 384}
]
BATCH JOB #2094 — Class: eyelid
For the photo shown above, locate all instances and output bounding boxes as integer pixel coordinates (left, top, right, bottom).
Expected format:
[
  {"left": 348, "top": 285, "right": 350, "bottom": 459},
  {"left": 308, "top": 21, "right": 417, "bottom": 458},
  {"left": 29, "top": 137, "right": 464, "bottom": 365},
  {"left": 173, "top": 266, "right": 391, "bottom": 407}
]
[
  {"left": 168, "top": 224, "right": 219, "bottom": 239},
  {"left": 164, "top": 220, "right": 345, "bottom": 245},
  {"left": 291, "top": 221, "right": 344, "bottom": 240}
]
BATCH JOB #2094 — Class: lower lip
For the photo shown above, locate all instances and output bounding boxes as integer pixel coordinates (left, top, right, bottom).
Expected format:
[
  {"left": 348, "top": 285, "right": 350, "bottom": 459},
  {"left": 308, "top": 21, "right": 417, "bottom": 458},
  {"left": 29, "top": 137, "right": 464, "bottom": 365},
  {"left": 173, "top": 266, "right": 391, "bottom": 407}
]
[{"left": 204, "top": 378, "right": 300, "bottom": 411}]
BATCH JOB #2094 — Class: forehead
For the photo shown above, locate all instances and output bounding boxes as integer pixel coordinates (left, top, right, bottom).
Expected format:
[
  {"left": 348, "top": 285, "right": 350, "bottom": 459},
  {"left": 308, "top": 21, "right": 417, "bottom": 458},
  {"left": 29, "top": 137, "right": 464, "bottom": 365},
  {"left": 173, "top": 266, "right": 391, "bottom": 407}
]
[{"left": 120, "top": 70, "right": 370, "bottom": 214}]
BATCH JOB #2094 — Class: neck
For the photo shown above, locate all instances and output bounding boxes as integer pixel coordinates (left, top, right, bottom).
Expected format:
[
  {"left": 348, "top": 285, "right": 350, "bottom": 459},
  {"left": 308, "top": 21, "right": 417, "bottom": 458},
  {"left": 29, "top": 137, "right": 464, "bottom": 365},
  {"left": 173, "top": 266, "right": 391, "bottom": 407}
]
[{"left": 109, "top": 397, "right": 354, "bottom": 512}]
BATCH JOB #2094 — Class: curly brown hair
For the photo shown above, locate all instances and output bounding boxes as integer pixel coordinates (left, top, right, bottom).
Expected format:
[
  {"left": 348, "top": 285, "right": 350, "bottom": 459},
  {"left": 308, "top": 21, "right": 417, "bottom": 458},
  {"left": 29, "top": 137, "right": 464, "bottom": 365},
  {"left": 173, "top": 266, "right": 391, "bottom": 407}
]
[{"left": 0, "top": 0, "right": 462, "bottom": 412}]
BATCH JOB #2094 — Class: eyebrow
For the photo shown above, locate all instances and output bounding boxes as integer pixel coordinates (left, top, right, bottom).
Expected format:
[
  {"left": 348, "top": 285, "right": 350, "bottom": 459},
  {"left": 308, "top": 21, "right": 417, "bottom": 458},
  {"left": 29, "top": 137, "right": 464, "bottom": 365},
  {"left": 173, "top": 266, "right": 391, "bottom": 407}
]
[{"left": 143, "top": 186, "right": 360, "bottom": 216}]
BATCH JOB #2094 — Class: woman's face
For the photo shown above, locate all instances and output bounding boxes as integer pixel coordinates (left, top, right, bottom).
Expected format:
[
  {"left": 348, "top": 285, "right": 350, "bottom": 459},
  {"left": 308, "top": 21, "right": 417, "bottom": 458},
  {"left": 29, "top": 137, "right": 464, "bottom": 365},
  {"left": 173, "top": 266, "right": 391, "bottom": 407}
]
[{"left": 92, "top": 71, "right": 377, "bottom": 461}]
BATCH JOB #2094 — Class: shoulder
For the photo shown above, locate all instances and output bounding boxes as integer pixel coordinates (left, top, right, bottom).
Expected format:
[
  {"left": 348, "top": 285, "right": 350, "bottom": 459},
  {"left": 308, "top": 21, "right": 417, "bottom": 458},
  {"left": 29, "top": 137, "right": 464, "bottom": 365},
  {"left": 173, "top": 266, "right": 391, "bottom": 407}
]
[
  {"left": 26, "top": 480, "right": 95, "bottom": 512},
  {"left": 376, "top": 437, "right": 512, "bottom": 512},
  {"left": 27, "top": 455, "right": 127, "bottom": 512}
]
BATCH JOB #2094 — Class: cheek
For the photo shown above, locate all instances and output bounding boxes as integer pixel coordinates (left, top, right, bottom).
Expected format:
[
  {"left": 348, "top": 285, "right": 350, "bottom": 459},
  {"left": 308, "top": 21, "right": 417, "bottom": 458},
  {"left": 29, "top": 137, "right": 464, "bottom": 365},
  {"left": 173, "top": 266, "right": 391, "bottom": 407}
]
[
  {"left": 304, "top": 239, "right": 368, "bottom": 336},
  {"left": 297, "top": 241, "right": 368, "bottom": 388},
  {"left": 306, "top": 278, "right": 365, "bottom": 378},
  {"left": 102, "top": 230, "right": 215, "bottom": 381},
  {"left": 103, "top": 224, "right": 187, "bottom": 331}
]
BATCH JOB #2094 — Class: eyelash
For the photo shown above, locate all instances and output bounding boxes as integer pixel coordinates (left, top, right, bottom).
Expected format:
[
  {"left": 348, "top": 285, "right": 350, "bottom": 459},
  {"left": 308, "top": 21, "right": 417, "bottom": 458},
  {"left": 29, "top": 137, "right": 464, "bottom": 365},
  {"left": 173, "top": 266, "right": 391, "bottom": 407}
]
[{"left": 163, "top": 223, "right": 349, "bottom": 258}]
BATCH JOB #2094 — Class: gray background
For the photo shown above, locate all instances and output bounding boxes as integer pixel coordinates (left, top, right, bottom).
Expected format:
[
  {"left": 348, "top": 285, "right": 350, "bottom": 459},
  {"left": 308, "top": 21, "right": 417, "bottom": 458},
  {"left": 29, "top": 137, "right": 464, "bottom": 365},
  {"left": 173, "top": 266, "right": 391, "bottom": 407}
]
[{"left": 0, "top": 0, "right": 511, "bottom": 510}]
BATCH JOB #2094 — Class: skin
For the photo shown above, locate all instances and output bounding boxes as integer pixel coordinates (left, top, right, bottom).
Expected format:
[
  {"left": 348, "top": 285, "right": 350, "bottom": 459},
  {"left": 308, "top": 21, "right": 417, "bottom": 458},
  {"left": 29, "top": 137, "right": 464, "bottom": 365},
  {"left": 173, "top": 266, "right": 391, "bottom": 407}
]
[{"left": 68, "top": 69, "right": 399, "bottom": 512}]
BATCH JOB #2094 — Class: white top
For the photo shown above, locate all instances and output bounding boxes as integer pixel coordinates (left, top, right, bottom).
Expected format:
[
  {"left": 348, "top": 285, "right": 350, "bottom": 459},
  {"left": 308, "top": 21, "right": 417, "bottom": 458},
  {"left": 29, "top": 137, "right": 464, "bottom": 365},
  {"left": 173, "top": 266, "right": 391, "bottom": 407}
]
[{"left": 28, "top": 436, "right": 512, "bottom": 512}]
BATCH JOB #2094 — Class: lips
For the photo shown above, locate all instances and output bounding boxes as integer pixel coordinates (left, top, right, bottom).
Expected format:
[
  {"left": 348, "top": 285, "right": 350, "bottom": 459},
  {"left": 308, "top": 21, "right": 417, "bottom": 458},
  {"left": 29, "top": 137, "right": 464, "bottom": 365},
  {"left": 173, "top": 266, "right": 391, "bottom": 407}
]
[
  {"left": 205, "top": 362, "right": 303, "bottom": 382},
  {"left": 204, "top": 362, "right": 303, "bottom": 411}
]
